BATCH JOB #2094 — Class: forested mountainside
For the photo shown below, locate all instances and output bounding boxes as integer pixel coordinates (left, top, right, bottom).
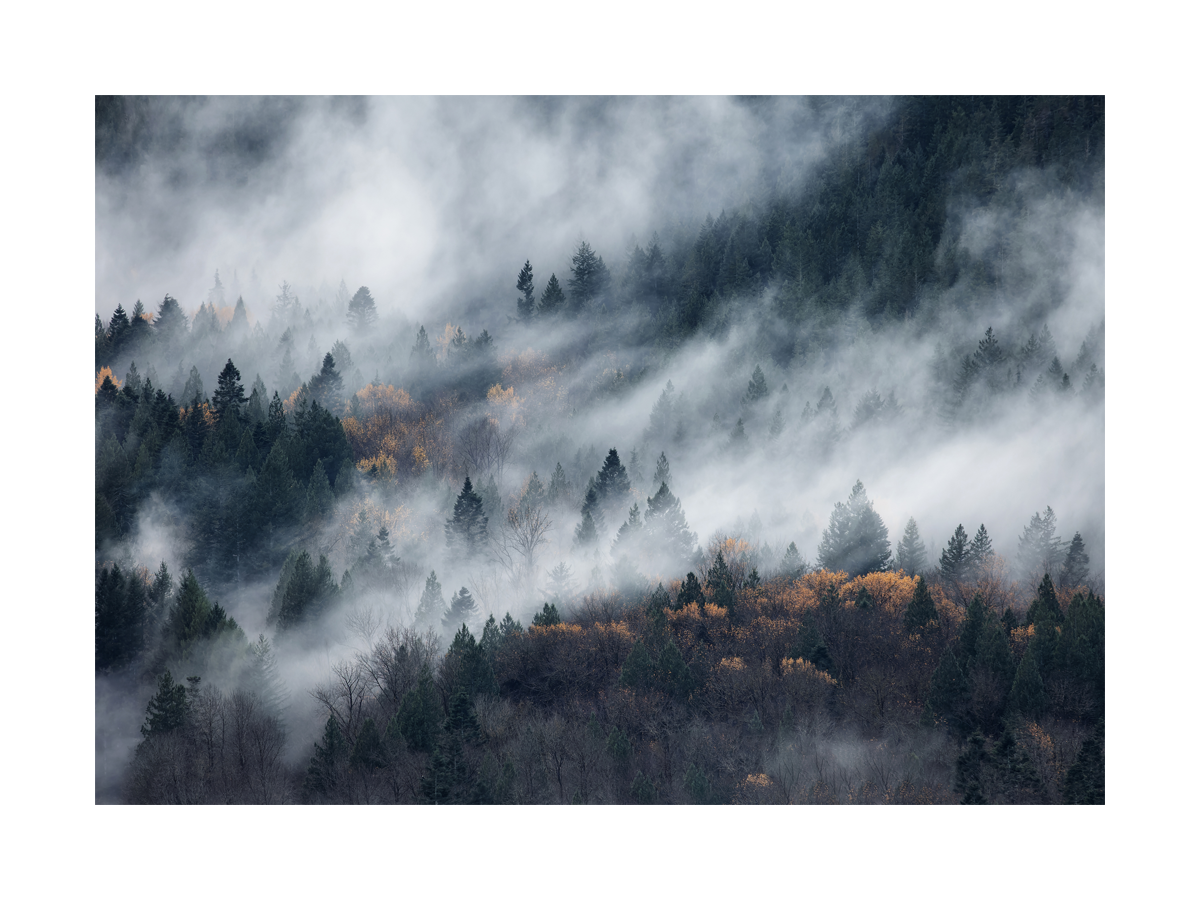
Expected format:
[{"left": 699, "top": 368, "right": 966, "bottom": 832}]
[{"left": 95, "top": 95, "right": 1103, "bottom": 804}]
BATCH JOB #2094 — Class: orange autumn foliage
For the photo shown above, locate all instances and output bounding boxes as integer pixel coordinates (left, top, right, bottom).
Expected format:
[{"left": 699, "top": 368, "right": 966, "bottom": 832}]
[{"left": 95, "top": 366, "right": 121, "bottom": 393}]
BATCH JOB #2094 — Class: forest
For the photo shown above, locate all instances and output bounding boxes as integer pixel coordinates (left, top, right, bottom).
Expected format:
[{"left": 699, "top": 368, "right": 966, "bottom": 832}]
[{"left": 95, "top": 95, "right": 1104, "bottom": 804}]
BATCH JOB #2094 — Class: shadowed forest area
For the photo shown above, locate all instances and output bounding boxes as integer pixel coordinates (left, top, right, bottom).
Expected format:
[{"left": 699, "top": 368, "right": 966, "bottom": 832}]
[{"left": 95, "top": 95, "right": 1103, "bottom": 804}]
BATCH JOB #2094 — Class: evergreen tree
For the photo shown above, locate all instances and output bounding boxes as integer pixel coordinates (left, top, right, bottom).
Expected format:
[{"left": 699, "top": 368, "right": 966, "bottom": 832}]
[
  {"left": 547, "top": 462, "right": 571, "bottom": 506},
  {"left": 644, "top": 482, "right": 697, "bottom": 571},
  {"left": 443, "top": 587, "right": 480, "bottom": 633},
  {"left": 630, "top": 770, "right": 658, "bottom": 804},
  {"left": 895, "top": 517, "right": 927, "bottom": 574},
  {"left": 1016, "top": 506, "right": 1065, "bottom": 579},
  {"left": 574, "top": 510, "right": 600, "bottom": 548},
  {"left": 790, "top": 623, "right": 832, "bottom": 672},
  {"left": 1063, "top": 718, "right": 1104, "bottom": 804},
  {"left": 516, "top": 260, "right": 536, "bottom": 319},
  {"left": 95, "top": 564, "right": 146, "bottom": 672},
  {"left": 964, "top": 524, "right": 993, "bottom": 577},
  {"left": 1007, "top": 648, "right": 1047, "bottom": 720},
  {"left": 816, "top": 481, "right": 891, "bottom": 577},
  {"left": 304, "top": 460, "right": 334, "bottom": 520},
  {"left": 684, "top": 762, "right": 712, "bottom": 804},
  {"left": 677, "top": 572, "right": 703, "bottom": 608},
  {"left": 398, "top": 666, "right": 442, "bottom": 754},
  {"left": 706, "top": 550, "right": 735, "bottom": 610},
  {"left": 308, "top": 353, "right": 344, "bottom": 410},
  {"left": 346, "top": 286, "right": 379, "bottom": 333},
  {"left": 780, "top": 542, "right": 804, "bottom": 578},
  {"left": 305, "top": 714, "right": 349, "bottom": 800},
  {"left": 350, "top": 717, "right": 386, "bottom": 775},
  {"left": 1024, "top": 573, "right": 1064, "bottom": 627},
  {"left": 958, "top": 594, "right": 990, "bottom": 664},
  {"left": 415, "top": 571, "right": 446, "bottom": 630},
  {"left": 245, "top": 634, "right": 288, "bottom": 719},
  {"left": 276, "top": 551, "right": 338, "bottom": 631},
  {"left": 140, "top": 670, "right": 191, "bottom": 737},
  {"left": 939, "top": 525, "right": 970, "bottom": 579},
  {"left": 531, "top": 602, "right": 561, "bottom": 627},
  {"left": 656, "top": 639, "right": 697, "bottom": 701},
  {"left": 1059, "top": 531, "right": 1090, "bottom": 588},
  {"left": 744, "top": 364, "right": 770, "bottom": 405},
  {"left": 652, "top": 451, "right": 671, "bottom": 490},
  {"left": 445, "top": 477, "right": 489, "bottom": 563},
  {"left": 923, "top": 649, "right": 969, "bottom": 733},
  {"left": 567, "top": 240, "right": 611, "bottom": 314},
  {"left": 539, "top": 273, "right": 566, "bottom": 316},
  {"left": 903, "top": 576, "right": 939, "bottom": 632},
  {"left": 594, "top": 448, "right": 631, "bottom": 517}
]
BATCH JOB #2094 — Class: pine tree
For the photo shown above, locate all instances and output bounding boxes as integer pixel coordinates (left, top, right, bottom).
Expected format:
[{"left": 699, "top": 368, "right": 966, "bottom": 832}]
[
  {"left": 644, "top": 482, "right": 697, "bottom": 571},
  {"left": 140, "top": 670, "right": 191, "bottom": 737},
  {"left": 684, "top": 763, "right": 712, "bottom": 804},
  {"left": 652, "top": 451, "right": 671, "bottom": 490},
  {"left": 895, "top": 517, "right": 927, "bottom": 574},
  {"left": 308, "top": 353, "right": 344, "bottom": 410},
  {"left": 539, "top": 273, "right": 566, "bottom": 316},
  {"left": 816, "top": 481, "right": 891, "bottom": 577},
  {"left": 567, "top": 241, "right": 610, "bottom": 314},
  {"left": 516, "top": 260, "right": 536, "bottom": 319},
  {"left": 443, "top": 587, "right": 480, "bottom": 633},
  {"left": 780, "top": 542, "right": 804, "bottom": 578},
  {"left": 1059, "top": 531, "right": 1090, "bottom": 588},
  {"left": 706, "top": 550, "right": 735, "bottom": 610},
  {"left": 594, "top": 449, "right": 631, "bottom": 517},
  {"left": 656, "top": 639, "right": 696, "bottom": 701},
  {"left": 347, "top": 286, "right": 379, "bottom": 333},
  {"left": 415, "top": 571, "right": 446, "bottom": 630},
  {"left": 398, "top": 666, "right": 442, "bottom": 754},
  {"left": 903, "top": 576, "right": 939, "bottom": 632},
  {"left": 964, "top": 524, "right": 993, "bottom": 577},
  {"left": 677, "top": 572, "right": 703, "bottom": 608},
  {"left": 1063, "top": 718, "right": 1104, "bottom": 804},
  {"left": 1024, "top": 572, "right": 1064, "bottom": 626},
  {"left": 445, "top": 477, "right": 489, "bottom": 563},
  {"left": 1017, "top": 506, "right": 1065, "bottom": 579},
  {"left": 304, "top": 460, "right": 334, "bottom": 520},
  {"left": 95, "top": 563, "right": 146, "bottom": 672},
  {"left": 744, "top": 364, "right": 770, "bottom": 405},
  {"left": 1007, "top": 648, "right": 1047, "bottom": 720},
  {"left": 276, "top": 551, "right": 338, "bottom": 631},
  {"left": 531, "top": 602, "right": 561, "bottom": 627},
  {"left": 547, "top": 462, "right": 571, "bottom": 507},
  {"left": 305, "top": 714, "right": 349, "bottom": 799},
  {"left": 923, "top": 649, "right": 969, "bottom": 733},
  {"left": 939, "top": 525, "right": 970, "bottom": 579}
]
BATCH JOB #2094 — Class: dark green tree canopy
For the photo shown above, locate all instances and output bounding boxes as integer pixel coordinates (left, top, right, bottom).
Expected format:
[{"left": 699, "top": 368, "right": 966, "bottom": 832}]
[
  {"left": 347, "top": 286, "right": 379, "bottom": 333},
  {"left": 445, "top": 477, "right": 489, "bottom": 563}
]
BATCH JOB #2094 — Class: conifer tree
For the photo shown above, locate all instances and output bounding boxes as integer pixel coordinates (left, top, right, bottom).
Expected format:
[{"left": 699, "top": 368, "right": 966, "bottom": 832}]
[
  {"left": 212, "top": 359, "right": 247, "bottom": 423},
  {"left": 744, "top": 364, "right": 770, "bottom": 404},
  {"left": 780, "top": 542, "right": 804, "bottom": 578},
  {"left": 305, "top": 714, "right": 349, "bottom": 800},
  {"left": 923, "top": 649, "right": 969, "bottom": 733},
  {"left": 547, "top": 462, "right": 571, "bottom": 506},
  {"left": 516, "top": 260, "right": 536, "bottom": 319},
  {"left": 539, "top": 273, "right": 566, "bottom": 315},
  {"left": 1007, "top": 648, "right": 1047, "bottom": 720},
  {"left": 1017, "top": 506, "right": 1065, "bottom": 579},
  {"left": 656, "top": 639, "right": 697, "bottom": 701},
  {"left": 594, "top": 448, "right": 631, "bottom": 517},
  {"left": 140, "top": 670, "right": 191, "bottom": 737},
  {"left": 965, "top": 524, "right": 993, "bottom": 576},
  {"left": 707, "top": 550, "right": 735, "bottom": 610},
  {"left": 677, "top": 572, "right": 703, "bottom": 608},
  {"left": 816, "top": 481, "right": 891, "bottom": 577},
  {"left": 903, "top": 576, "right": 939, "bottom": 632},
  {"left": 1024, "top": 573, "right": 1064, "bottom": 626},
  {"left": 398, "top": 666, "right": 442, "bottom": 754},
  {"left": 1059, "top": 531, "right": 1090, "bottom": 588},
  {"left": 1063, "top": 718, "right": 1104, "bottom": 804},
  {"left": 652, "top": 451, "right": 671, "bottom": 490},
  {"left": 644, "top": 482, "right": 697, "bottom": 571},
  {"left": 346, "top": 286, "right": 379, "bottom": 333},
  {"left": 567, "top": 240, "right": 610, "bottom": 314},
  {"left": 940, "top": 525, "right": 970, "bottom": 578},
  {"left": 445, "top": 477, "right": 489, "bottom": 563},
  {"left": 531, "top": 603, "right": 561, "bottom": 627},
  {"left": 443, "top": 587, "right": 480, "bottom": 633},
  {"left": 304, "top": 460, "right": 334, "bottom": 520},
  {"left": 895, "top": 517, "right": 927, "bottom": 574}
]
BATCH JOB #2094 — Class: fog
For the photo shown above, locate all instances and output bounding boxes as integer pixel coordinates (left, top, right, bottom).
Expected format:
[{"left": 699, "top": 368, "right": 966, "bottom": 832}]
[{"left": 95, "top": 96, "right": 1103, "bottom": 801}]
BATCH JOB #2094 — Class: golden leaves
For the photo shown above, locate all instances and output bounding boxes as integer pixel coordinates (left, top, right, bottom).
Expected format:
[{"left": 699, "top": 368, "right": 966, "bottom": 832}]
[{"left": 95, "top": 366, "right": 121, "bottom": 394}]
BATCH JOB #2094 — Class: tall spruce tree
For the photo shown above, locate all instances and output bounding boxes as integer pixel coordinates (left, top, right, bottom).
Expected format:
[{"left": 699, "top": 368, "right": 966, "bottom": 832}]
[
  {"left": 940, "top": 525, "right": 970, "bottom": 579},
  {"left": 895, "top": 517, "right": 927, "bottom": 574},
  {"left": 445, "top": 477, "right": 489, "bottom": 563},
  {"left": 816, "top": 481, "right": 891, "bottom": 577},
  {"left": 1059, "top": 532, "right": 1090, "bottom": 588},
  {"left": 516, "top": 261, "right": 536, "bottom": 319}
]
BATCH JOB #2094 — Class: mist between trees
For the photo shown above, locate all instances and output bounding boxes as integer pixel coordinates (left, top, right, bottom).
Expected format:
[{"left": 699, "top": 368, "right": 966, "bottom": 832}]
[{"left": 95, "top": 95, "right": 1103, "bottom": 804}]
